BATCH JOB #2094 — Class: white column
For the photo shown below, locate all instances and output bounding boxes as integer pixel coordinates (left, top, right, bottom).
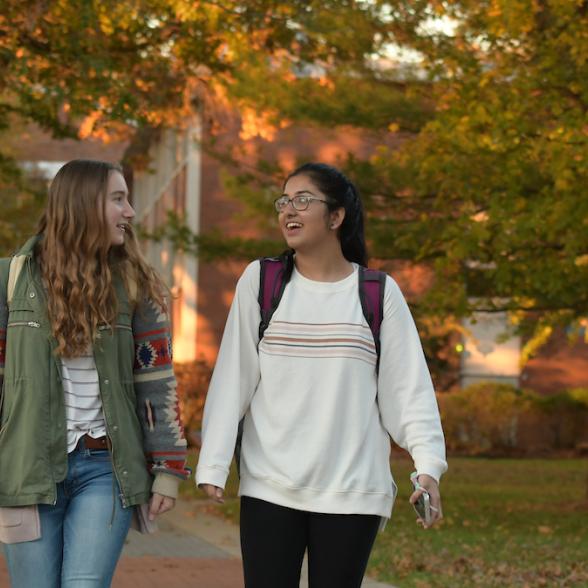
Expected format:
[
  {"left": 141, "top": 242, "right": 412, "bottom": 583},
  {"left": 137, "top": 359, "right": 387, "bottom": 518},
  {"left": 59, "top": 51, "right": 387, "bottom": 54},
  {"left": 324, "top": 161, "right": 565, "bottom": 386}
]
[
  {"left": 460, "top": 307, "right": 521, "bottom": 388},
  {"left": 172, "top": 121, "right": 201, "bottom": 362}
]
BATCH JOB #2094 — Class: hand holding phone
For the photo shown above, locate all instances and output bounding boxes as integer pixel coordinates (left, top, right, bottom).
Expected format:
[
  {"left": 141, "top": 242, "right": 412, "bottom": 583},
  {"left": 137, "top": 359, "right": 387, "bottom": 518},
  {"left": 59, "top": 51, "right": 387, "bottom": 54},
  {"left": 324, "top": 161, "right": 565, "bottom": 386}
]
[{"left": 410, "top": 471, "right": 439, "bottom": 527}]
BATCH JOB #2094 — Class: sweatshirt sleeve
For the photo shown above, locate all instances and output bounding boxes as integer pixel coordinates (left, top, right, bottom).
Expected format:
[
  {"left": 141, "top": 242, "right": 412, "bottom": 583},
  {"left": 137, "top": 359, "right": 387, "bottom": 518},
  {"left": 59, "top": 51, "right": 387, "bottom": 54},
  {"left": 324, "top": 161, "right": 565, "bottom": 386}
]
[
  {"left": 195, "top": 260, "right": 262, "bottom": 489},
  {"left": 376, "top": 276, "right": 448, "bottom": 483},
  {"left": 133, "top": 296, "right": 189, "bottom": 483}
]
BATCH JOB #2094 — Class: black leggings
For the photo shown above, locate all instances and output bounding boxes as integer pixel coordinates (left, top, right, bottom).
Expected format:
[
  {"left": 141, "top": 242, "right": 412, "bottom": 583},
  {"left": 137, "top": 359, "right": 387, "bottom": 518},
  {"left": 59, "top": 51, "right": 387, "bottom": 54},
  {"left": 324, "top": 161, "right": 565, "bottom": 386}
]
[{"left": 240, "top": 496, "right": 381, "bottom": 588}]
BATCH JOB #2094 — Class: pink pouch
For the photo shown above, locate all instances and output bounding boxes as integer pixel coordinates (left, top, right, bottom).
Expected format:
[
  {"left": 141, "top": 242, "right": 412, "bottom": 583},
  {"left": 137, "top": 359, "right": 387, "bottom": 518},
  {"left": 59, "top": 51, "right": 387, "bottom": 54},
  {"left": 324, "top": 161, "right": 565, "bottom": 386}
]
[{"left": 0, "top": 505, "right": 41, "bottom": 544}]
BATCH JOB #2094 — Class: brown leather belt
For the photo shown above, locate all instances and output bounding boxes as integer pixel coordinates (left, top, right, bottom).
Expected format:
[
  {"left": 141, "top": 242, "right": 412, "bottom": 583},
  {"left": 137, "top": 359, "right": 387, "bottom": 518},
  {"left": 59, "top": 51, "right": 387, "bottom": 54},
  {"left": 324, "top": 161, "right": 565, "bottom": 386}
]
[{"left": 81, "top": 434, "right": 108, "bottom": 450}]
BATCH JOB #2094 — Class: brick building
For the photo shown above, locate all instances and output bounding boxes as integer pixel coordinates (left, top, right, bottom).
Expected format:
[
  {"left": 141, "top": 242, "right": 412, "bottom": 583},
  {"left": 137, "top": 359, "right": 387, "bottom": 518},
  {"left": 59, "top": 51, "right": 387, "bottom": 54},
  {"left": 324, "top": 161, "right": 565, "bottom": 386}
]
[{"left": 13, "top": 120, "right": 588, "bottom": 394}]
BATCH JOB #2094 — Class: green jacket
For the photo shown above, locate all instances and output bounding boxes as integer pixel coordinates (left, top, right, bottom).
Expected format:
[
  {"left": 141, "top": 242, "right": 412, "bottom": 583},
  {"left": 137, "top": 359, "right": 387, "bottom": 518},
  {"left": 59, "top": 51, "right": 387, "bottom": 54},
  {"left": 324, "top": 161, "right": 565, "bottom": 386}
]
[{"left": 0, "top": 236, "right": 189, "bottom": 508}]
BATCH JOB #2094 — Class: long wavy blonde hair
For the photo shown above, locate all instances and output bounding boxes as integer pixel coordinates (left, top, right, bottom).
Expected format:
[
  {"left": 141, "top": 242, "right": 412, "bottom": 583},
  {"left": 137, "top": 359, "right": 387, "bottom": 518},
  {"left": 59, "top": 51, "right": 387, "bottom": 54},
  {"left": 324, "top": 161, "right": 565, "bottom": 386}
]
[{"left": 37, "top": 159, "right": 168, "bottom": 358}]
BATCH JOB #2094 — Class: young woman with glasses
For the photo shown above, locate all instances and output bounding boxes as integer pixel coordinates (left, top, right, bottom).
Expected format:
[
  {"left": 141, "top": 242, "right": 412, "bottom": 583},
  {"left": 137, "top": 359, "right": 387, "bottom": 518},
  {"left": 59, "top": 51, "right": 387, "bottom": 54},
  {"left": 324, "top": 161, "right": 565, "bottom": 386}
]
[
  {"left": 0, "top": 159, "right": 189, "bottom": 587},
  {"left": 196, "top": 162, "right": 447, "bottom": 587}
]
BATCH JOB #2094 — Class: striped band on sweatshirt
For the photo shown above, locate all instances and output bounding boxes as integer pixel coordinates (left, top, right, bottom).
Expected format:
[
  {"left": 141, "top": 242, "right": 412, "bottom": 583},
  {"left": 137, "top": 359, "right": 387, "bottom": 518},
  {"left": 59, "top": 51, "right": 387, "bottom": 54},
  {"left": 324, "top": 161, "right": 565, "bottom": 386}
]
[{"left": 259, "top": 320, "right": 377, "bottom": 366}]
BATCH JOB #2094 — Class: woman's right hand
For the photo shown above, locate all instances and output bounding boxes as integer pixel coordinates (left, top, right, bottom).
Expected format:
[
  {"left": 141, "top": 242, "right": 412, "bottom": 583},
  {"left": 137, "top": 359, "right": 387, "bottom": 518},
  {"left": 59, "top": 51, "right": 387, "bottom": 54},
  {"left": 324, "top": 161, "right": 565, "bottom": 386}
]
[{"left": 199, "top": 483, "right": 224, "bottom": 503}]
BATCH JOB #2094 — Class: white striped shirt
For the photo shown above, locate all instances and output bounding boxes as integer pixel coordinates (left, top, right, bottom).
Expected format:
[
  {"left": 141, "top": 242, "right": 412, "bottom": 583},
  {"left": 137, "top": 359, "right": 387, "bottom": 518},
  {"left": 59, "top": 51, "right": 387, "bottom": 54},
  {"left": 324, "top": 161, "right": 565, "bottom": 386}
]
[{"left": 61, "top": 352, "right": 107, "bottom": 453}]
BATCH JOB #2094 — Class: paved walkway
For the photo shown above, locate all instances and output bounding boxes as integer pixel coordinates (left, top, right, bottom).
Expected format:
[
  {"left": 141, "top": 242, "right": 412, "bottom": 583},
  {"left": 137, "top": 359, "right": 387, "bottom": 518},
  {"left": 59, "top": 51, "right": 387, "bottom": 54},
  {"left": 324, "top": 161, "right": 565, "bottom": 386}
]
[{"left": 0, "top": 499, "right": 396, "bottom": 587}]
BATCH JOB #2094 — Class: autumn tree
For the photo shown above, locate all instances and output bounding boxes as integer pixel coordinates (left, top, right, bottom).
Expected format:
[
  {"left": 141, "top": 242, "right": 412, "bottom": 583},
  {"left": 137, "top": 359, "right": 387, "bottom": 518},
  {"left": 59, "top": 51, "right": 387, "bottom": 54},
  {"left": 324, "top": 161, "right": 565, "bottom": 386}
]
[
  {"left": 0, "top": 0, "right": 409, "bottom": 251},
  {"left": 187, "top": 1, "right": 588, "bottom": 355},
  {"left": 0, "top": 161, "right": 47, "bottom": 256},
  {"left": 367, "top": 1, "right": 588, "bottom": 343},
  {"left": 0, "top": 1, "right": 404, "bottom": 169},
  {"left": 2, "top": 0, "right": 587, "bottom": 356}
]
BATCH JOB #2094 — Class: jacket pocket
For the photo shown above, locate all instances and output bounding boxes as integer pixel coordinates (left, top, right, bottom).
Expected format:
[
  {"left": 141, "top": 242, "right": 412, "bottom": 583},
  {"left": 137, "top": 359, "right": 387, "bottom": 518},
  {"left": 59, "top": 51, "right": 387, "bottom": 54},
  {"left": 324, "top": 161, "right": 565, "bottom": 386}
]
[
  {"left": 7, "top": 302, "right": 39, "bottom": 330},
  {"left": 0, "top": 505, "right": 41, "bottom": 544},
  {"left": 6, "top": 321, "right": 40, "bottom": 329},
  {"left": 7, "top": 298, "right": 35, "bottom": 315}
]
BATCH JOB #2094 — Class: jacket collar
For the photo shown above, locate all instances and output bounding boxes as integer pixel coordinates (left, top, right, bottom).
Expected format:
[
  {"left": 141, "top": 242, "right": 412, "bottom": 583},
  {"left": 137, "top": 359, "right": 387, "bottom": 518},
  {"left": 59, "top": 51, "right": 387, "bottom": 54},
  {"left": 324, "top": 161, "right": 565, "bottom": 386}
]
[{"left": 16, "top": 234, "right": 42, "bottom": 258}]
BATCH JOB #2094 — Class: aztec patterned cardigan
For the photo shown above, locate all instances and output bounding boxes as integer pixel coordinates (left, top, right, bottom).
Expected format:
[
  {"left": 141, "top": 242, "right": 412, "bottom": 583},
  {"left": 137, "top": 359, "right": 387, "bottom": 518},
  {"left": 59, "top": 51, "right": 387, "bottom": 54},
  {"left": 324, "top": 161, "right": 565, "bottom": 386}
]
[{"left": 132, "top": 296, "right": 190, "bottom": 486}]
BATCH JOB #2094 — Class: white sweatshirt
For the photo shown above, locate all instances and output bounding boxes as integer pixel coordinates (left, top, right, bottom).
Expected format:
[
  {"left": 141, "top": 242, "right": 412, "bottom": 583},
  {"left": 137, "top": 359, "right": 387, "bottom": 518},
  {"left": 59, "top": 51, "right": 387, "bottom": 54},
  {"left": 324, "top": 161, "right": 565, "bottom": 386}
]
[{"left": 196, "top": 261, "right": 447, "bottom": 518}]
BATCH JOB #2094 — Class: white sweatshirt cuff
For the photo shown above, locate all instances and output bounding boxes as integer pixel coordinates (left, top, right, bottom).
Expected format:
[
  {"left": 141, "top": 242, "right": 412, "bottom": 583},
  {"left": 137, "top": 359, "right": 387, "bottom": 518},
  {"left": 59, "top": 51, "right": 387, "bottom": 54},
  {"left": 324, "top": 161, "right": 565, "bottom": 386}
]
[
  {"left": 414, "top": 460, "right": 447, "bottom": 484},
  {"left": 195, "top": 465, "right": 229, "bottom": 489}
]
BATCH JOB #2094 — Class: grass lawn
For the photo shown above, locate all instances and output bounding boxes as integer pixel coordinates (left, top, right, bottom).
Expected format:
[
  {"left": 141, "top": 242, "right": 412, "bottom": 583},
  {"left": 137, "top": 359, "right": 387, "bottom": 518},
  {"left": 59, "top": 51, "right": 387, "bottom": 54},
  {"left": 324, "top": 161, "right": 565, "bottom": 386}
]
[{"left": 180, "top": 454, "right": 588, "bottom": 587}]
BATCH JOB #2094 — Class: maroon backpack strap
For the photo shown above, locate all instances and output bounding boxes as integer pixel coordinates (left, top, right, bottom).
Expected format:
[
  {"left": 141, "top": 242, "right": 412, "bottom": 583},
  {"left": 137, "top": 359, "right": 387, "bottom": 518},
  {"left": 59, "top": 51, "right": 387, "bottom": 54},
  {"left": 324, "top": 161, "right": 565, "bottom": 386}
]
[
  {"left": 236, "top": 253, "right": 291, "bottom": 477},
  {"left": 258, "top": 254, "right": 291, "bottom": 341},
  {"left": 358, "top": 267, "right": 386, "bottom": 373}
]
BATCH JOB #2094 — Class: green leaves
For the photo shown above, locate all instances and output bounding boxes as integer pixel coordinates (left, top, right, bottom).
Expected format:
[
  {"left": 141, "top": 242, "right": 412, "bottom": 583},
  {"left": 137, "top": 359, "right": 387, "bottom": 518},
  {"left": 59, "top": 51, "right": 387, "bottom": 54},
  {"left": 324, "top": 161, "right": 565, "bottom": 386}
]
[
  {"left": 2, "top": 1, "right": 585, "bottom": 364},
  {"left": 138, "top": 210, "right": 283, "bottom": 261},
  {"left": 0, "top": 167, "right": 47, "bottom": 257},
  {"left": 197, "top": 1, "right": 588, "bottom": 363}
]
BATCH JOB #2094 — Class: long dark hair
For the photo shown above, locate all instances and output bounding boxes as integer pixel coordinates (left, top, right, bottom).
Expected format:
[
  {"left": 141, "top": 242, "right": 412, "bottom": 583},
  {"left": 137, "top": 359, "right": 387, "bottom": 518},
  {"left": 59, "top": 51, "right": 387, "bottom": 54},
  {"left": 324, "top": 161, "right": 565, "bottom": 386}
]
[{"left": 283, "top": 162, "right": 368, "bottom": 267}]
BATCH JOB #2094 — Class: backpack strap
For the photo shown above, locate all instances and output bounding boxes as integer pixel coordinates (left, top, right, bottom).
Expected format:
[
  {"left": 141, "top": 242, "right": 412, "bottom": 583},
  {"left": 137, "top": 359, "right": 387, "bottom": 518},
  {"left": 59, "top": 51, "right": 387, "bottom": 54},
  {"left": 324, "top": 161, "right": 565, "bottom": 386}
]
[
  {"left": 6, "top": 255, "right": 27, "bottom": 307},
  {"left": 0, "top": 259, "right": 10, "bottom": 300},
  {"left": 236, "top": 253, "right": 292, "bottom": 477},
  {"left": 0, "top": 255, "right": 24, "bottom": 391},
  {"left": 358, "top": 267, "right": 387, "bottom": 373},
  {"left": 258, "top": 254, "right": 291, "bottom": 341}
]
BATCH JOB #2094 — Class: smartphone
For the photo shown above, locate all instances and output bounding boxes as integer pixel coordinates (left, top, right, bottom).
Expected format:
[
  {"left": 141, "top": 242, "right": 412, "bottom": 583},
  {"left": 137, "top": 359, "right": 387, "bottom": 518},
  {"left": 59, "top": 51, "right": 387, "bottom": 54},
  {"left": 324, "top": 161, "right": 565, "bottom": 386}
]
[{"left": 410, "top": 472, "right": 433, "bottom": 525}]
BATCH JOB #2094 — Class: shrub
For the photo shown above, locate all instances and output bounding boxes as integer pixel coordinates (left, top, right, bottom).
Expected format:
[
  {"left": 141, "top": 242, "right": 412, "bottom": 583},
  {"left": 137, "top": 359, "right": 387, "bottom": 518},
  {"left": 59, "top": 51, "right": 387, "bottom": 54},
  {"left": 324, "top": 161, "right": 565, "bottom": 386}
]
[
  {"left": 174, "top": 359, "right": 213, "bottom": 441},
  {"left": 439, "top": 383, "right": 588, "bottom": 455},
  {"left": 566, "top": 388, "right": 588, "bottom": 408},
  {"left": 439, "top": 382, "right": 530, "bottom": 455},
  {"left": 525, "top": 389, "right": 588, "bottom": 451}
]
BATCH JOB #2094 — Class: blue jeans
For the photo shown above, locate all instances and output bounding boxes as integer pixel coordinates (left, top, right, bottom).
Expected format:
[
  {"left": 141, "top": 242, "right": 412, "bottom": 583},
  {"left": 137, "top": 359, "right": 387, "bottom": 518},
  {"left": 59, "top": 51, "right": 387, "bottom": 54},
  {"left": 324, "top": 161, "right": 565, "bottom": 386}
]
[{"left": 4, "top": 439, "right": 133, "bottom": 588}]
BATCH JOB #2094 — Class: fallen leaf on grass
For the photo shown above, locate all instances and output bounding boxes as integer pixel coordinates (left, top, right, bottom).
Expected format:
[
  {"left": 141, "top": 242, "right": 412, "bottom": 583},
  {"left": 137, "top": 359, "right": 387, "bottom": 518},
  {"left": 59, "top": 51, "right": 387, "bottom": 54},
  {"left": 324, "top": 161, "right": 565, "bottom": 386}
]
[
  {"left": 393, "top": 554, "right": 415, "bottom": 574},
  {"left": 537, "top": 525, "right": 553, "bottom": 534}
]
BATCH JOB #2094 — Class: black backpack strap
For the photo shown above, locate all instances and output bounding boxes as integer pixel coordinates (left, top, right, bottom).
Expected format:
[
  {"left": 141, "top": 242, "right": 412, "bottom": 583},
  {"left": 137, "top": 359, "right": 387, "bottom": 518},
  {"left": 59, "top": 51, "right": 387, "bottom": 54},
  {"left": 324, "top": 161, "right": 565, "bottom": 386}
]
[{"left": 358, "top": 266, "right": 386, "bottom": 373}]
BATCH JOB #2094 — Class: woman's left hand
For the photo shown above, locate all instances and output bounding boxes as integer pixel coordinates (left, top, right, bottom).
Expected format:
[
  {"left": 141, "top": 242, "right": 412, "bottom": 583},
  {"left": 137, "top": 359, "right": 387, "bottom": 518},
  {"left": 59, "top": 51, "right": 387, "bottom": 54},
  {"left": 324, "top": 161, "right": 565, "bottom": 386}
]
[
  {"left": 148, "top": 493, "right": 176, "bottom": 521},
  {"left": 409, "top": 474, "right": 443, "bottom": 529}
]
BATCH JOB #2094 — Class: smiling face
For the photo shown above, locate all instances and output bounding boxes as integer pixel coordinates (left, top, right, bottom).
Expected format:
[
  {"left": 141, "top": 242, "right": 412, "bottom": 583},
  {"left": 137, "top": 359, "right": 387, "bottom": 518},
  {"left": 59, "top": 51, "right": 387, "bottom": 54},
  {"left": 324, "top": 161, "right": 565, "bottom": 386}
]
[
  {"left": 104, "top": 170, "right": 135, "bottom": 247},
  {"left": 279, "top": 174, "right": 339, "bottom": 252}
]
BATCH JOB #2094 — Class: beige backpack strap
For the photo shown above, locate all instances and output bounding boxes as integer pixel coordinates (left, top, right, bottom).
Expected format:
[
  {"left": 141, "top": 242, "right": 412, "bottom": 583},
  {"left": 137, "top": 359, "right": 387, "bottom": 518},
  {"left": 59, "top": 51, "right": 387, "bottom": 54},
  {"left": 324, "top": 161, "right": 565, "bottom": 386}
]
[{"left": 7, "top": 255, "right": 26, "bottom": 306}]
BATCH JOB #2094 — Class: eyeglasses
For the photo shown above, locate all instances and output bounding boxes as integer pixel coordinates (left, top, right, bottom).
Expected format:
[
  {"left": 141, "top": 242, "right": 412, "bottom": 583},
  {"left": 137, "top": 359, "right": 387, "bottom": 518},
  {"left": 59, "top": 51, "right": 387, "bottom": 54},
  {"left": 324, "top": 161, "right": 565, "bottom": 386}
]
[{"left": 274, "top": 195, "right": 330, "bottom": 213}]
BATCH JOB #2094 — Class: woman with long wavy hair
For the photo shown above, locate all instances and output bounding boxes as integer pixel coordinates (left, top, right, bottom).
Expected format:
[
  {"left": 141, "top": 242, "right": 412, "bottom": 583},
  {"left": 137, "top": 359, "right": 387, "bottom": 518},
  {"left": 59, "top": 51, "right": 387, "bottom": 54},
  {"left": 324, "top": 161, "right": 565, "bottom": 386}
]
[
  {"left": 196, "top": 162, "right": 447, "bottom": 587},
  {"left": 0, "top": 159, "right": 189, "bottom": 587}
]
